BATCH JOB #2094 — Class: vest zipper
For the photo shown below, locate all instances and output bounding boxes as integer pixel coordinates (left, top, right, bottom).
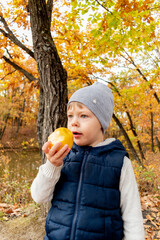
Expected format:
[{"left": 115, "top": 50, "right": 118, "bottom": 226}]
[{"left": 70, "top": 150, "right": 89, "bottom": 240}]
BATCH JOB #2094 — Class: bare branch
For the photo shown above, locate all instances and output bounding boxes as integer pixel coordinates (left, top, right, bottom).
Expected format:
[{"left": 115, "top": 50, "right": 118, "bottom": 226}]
[
  {"left": 95, "top": 0, "right": 113, "bottom": 14},
  {"left": 120, "top": 53, "right": 133, "bottom": 65},
  {"left": 113, "top": 113, "right": 145, "bottom": 167},
  {"left": 0, "top": 15, "right": 34, "bottom": 59},
  {"left": 5, "top": 48, "right": 13, "bottom": 59},
  {"left": 3, "top": 56, "right": 38, "bottom": 83},
  {"left": 120, "top": 50, "right": 160, "bottom": 103},
  {"left": 1, "top": 70, "right": 16, "bottom": 81}
]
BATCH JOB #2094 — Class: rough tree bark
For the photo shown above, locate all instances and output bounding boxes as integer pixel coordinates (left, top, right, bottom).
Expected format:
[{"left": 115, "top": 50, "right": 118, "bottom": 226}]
[{"left": 28, "top": 0, "right": 68, "bottom": 163}]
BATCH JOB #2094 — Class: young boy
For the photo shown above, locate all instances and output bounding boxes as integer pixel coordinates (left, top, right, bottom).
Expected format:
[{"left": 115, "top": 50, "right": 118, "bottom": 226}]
[{"left": 31, "top": 82, "right": 145, "bottom": 240}]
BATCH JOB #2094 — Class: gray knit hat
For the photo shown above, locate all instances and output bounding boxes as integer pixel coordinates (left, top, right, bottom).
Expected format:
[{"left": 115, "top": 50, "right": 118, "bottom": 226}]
[{"left": 68, "top": 82, "right": 114, "bottom": 133}]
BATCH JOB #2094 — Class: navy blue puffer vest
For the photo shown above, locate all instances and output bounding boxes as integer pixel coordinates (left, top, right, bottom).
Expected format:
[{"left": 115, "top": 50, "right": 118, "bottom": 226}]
[{"left": 45, "top": 140, "right": 128, "bottom": 240}]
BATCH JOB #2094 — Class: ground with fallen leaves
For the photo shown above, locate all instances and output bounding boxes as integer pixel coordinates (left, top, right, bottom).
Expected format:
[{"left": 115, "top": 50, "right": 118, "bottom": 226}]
[
  {"left": 141, "top": 194, "right": 160, "bottom": 239},
  {"left": 0, "top": 193, "right": 159, "bottom": 240},
  {"left": 0, "top": 204, "right": 45, "bottom": 240},
  {"left": 137, "top": 152, "right": 160, "bottom": 239}
]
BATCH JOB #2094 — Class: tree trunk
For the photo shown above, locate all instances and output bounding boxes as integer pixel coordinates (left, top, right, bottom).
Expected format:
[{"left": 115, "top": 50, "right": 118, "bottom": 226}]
[
  {"left": 16, "top": 99, "right": 26, "bottom": 135},
  {"left": 126, "top": 111, "right": 146, "bottom": 160},
  {"left": 0, "top": 113, "right": 10, "bottom": 140},
  {"left": 155, "top": 136, "right": 160, "bottom": 152},
  {"left": 112, "top": 113, "right": 145, "bottom": 167},
  {"left": 151, "top": 111, "right": 154, "bottom": 152},
  {"left": 28, "top": 0, "right": 68, "bottom": 163}
]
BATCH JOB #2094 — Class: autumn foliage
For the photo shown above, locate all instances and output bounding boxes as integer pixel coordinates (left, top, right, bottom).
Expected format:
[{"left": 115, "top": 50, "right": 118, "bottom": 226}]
[
  {"left": 0, "top": 0, "right": 159, "bottom": 160},
  {"left": 0, "top": 0, "right": 159, "bottom": 237}
]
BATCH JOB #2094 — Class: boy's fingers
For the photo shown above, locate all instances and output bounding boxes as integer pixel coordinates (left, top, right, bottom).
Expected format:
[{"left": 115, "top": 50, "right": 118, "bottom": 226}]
[
  {"left": 42, "top": 141, "right": 51, "bottom": 154},
  {"left": 42, "top": 141, "right": 62, "bottom": 155},
  {"left": 42, "top": 142, "right": 71, "bottom": 166},
  {"left": 56, "top": 145, "right": 71, "bottom": 160},
  {"left": 51, "top": 146, "right": 71, "bottom": 166},
  {"left": 59, "top": 147, "right": 71, "bottom": 159},
  {"left": 49, "top": 142, "right": 62, "bottom": 155},
  {"left": 53, "top": 144, "right": 68, "bottom": 158}
]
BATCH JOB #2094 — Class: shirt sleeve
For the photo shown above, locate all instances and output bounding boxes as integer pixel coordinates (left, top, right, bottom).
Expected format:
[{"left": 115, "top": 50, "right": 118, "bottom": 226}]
[
  {"left": 120, "top": 156, "right": 145, "bottom": 240},
  {"left": 30, "top": 160, "right": 62, "bottom": 204}
]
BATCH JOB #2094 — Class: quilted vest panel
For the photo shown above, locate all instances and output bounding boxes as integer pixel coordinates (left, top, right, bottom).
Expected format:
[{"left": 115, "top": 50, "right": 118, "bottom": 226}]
[{"left": 45, "top": 140, "right": 128, "bottom": 240}]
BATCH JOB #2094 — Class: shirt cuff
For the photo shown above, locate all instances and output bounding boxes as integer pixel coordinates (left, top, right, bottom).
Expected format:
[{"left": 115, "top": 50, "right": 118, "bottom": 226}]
[{"left": 40, "top": 159, "right": 63, "bottom": 179}]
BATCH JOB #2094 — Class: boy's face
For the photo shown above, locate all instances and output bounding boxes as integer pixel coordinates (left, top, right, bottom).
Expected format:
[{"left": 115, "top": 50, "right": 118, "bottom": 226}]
[{"left": 67, "top": 102, "right": 104, "bottom": 147}]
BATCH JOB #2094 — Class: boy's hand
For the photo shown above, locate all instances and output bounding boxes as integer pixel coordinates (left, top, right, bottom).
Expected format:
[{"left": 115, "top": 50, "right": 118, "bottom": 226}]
[{"left": 42, "top": 141, "right": 71, "bottom": 167}]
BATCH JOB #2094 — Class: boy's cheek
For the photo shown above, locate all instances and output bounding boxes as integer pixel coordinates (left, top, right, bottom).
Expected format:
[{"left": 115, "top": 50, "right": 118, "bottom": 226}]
[{"left": 67, "top": 122, "right": 71, "bottom": 130}]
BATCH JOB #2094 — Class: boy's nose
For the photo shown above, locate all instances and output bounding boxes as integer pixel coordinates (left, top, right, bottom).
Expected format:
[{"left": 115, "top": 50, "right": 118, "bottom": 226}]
[{"left": 71, "top": 117, "right": 79, "bottom": 126}]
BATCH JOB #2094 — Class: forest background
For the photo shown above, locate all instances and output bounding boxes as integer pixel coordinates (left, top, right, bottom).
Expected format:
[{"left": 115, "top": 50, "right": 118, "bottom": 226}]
[{"left": 0, "top": 0, "right": 160, "bottom": 239}]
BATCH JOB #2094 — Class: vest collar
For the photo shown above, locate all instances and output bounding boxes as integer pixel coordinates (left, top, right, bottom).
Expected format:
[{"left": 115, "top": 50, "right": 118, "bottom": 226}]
[{"left": 72, "top": 139, "right": 127, "bottom": 156}]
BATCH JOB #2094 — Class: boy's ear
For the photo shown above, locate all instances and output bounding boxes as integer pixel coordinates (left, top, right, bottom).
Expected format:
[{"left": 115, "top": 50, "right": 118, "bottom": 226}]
[{"left": 101, "top": 127, "right": 104, "bottom": 134}]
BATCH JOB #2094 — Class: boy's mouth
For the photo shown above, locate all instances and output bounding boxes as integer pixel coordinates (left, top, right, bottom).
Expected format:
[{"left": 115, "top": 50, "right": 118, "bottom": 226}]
[{"left": 72, "top": 131, "right": 82, "bottom": 137}]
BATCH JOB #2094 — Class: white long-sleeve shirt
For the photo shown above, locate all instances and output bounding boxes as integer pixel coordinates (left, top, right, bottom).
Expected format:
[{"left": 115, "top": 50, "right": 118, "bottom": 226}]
[{"left": 31, "top": 138, "right": 145, "bottom": 240}]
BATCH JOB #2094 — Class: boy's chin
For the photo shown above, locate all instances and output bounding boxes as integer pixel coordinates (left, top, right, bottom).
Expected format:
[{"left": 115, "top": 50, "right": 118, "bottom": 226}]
[
  {"left": 74, "top": 140, "right": 93, "bottom": 147},
  {"left": 74, "top": 140, "right": 86, "bottom": 146}
]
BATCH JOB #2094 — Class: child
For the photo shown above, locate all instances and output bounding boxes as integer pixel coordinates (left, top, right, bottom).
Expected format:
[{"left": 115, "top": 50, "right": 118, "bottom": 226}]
[{"left": 31, "top": 82, "right": 145, "bottom": 240}]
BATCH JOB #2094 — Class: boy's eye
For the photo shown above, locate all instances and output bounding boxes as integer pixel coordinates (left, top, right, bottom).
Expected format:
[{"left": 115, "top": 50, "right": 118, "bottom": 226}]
[
  {"left": 81, "top": 114, "right": 88, "bottom": 118},
  {"left": 67, "top": 114, "right": 73, "bottom": 118}
]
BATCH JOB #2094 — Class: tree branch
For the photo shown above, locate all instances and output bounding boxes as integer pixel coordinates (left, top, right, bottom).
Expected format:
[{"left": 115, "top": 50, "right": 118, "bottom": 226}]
[
  {"left": 113, "top": 113, "right": 145, "bottom": 167},
  {"left": 95, "top": 0, "right": 113, "bottom": 14},
  {"left": 3, "top": 56, "right": 38, "bottom": 82},
  {"left": 1, "top": 70, "right": 16, "bottom": 81},
  {"left": 121, "top": 51, "right": 160, "bottom": 103},
  {"left": 0, "top": 15, "right": 34, "bottom": 59}
]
